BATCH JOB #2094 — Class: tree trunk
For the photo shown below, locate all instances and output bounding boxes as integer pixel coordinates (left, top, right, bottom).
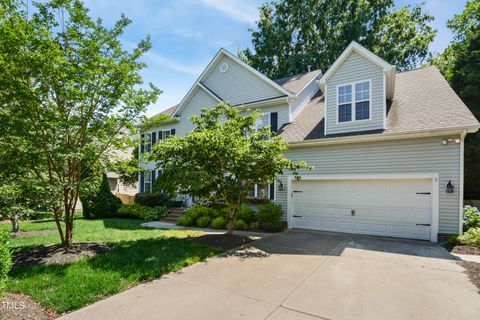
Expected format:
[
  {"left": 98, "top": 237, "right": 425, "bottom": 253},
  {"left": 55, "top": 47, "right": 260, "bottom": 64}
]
[
  {"left": 225, "top": 202, "right": 239, "bottom": 235},
  {"left": 53, "top": 207, "right": 65, "bottom": 245},
  {"left": 10, "top": 214, "right": 19, "bottom": 233}
]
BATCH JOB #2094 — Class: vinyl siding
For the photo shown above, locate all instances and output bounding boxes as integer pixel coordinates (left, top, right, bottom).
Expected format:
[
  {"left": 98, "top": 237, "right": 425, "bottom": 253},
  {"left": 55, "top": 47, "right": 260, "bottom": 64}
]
[
  {"left": 325, "top": 51, "right": 384, "bottom": 134},
  {"left": 290, "top": 79, "right": 320, "bottom": 120},
  {"left": 203, "top": 56, "right": 285, "bottom": 105},
  {"left": 242, "top": 104, "right": 290, "bottom": 130},
  {"left": 275, "top": 136, "right": 461, "bottom": 234}
]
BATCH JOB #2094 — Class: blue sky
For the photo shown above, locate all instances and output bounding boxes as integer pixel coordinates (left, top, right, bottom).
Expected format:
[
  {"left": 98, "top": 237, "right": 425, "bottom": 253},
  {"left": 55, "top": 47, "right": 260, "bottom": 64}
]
[{"left": 82, "top": 0, "right": 468, "bottom": 116}]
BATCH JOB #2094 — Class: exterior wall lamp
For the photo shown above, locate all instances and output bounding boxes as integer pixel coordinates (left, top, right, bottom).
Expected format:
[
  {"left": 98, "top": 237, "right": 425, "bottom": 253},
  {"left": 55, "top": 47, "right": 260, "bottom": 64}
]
[
  {"left": 446, "top": 180, "right": 454, "bottom": 193},
  {"left": 278, "top": 180, "right": 284, "bottom": 191}
]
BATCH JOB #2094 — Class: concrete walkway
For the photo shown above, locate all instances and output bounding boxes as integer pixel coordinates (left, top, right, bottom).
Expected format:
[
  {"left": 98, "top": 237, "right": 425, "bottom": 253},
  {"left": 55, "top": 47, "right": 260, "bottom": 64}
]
[{"left": 59, "top": 230, "right": 480, "bottom": 320}]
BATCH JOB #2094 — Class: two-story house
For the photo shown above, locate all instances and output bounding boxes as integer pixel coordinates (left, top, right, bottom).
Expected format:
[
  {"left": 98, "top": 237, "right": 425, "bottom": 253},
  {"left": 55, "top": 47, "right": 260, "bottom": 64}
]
[{"left": 139, "top": 41, "right": 479, "bottom": 242}]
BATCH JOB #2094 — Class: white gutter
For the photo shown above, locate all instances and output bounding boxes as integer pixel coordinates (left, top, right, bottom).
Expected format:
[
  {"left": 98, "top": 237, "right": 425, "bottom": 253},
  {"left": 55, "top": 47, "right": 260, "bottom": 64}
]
[{"left": 287, "top": 125, "right": 480, "bottom": 148}]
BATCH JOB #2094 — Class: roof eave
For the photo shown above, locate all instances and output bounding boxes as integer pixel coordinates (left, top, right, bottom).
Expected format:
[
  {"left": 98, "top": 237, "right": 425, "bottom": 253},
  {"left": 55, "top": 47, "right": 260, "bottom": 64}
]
[{"left": 286, "top": 125, "right": 480, "bottom": 148}]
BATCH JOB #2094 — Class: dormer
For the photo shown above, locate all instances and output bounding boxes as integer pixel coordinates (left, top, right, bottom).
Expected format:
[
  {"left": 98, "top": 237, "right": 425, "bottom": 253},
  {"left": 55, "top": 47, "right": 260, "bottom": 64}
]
[{"left": 319, "top": 41, "right": 396, "bottom": 136}]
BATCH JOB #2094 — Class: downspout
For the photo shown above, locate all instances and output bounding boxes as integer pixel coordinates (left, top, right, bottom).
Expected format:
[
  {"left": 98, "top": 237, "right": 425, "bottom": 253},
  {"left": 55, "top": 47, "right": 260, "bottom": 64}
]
[{"left": 459, "top": 130, "right": 467, "bottom": 234}]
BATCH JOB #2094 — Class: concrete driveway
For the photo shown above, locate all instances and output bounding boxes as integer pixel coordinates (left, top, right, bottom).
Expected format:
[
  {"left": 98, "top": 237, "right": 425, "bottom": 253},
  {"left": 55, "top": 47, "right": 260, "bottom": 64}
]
[{"left": 60, "top": 230, "right": 480, "bottom": 320}]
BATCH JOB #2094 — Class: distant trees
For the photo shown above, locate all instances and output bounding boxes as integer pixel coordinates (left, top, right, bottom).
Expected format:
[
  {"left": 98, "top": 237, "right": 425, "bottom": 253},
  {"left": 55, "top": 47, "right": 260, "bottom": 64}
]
[
  {"left": 433, "top": 0, "right": 480, "bottom": 199},
  {"left": 242, "top": 0, "right": 436, "bottom": 78}
]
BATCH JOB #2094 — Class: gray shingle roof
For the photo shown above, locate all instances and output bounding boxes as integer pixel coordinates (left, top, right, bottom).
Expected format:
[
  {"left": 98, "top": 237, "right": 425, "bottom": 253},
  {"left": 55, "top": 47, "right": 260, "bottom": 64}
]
[
  {"left": 279, "top": 66, "right": 480, "bottom": 142},
  {"left": 274, "top": 69, "right": 322, "bottom": 94}
]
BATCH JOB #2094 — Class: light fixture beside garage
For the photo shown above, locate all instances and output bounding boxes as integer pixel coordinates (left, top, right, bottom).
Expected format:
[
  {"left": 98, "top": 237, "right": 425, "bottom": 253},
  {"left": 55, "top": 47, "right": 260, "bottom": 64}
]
[
  {"left": 446, "top": 180, "right": 454, "bottom": 193},
  {"left": 441, "top": 138, "right": 461, "bottom": 145},
  {"left": 277, "top": 180, "right": 284, "bottom": 191}
]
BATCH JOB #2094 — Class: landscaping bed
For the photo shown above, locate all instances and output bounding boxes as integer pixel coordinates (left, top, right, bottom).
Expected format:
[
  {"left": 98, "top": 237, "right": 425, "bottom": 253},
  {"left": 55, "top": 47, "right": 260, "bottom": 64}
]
[
  {"left": 450, "top": 245, "right": 480, "bottom": 256},
  {"left": 187, "top": 234, "right": 255, "bottom": 251},
  {"left": 459, "top": 261, "right": 480, "bottom": 292},
  {"left": 1, "top": 292, "right": 58, "bottom": 320},
  {"left": 12, "top": 243, "right": 110, "bottom": 268}
]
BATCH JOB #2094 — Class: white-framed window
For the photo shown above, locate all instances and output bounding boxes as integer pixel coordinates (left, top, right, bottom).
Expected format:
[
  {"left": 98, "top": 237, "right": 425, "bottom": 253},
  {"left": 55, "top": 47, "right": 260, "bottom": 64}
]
[
  {"left": 337, "top": 80, "right": 371, "bottom": 123},
  {"left": 159, "top": 130, "right": 171, "bottom": 140},
  {"left": 255, "top": 113, "right": 271, "bottom": 131},
  {"left": 248, "top": 184, "right": 271, "bottom": 200},
  {"left": 142, "top": 133, "right": 152, "bottom": 153},
  {"left": 144, "top": 170, "right": 152, "bottom": 193}
]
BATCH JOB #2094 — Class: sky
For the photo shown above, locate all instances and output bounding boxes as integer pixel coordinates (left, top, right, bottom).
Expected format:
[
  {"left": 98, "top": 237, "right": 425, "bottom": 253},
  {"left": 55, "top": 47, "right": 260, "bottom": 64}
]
[{"left": 81, "top": 0, "right": 469, "bottom": 116}]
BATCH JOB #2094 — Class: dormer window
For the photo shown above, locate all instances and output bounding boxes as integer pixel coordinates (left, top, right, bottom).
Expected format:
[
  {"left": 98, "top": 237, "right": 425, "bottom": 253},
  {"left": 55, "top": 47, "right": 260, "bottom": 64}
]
[{"left": 337, "top": 80, "right": 371, "bottom": 123}]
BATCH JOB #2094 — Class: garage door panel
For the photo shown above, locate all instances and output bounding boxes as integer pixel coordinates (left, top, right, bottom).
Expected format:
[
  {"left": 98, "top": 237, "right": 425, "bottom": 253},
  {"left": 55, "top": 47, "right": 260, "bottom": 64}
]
[{"left": 292, "top": 179, "right": 433, "bottom": 240}]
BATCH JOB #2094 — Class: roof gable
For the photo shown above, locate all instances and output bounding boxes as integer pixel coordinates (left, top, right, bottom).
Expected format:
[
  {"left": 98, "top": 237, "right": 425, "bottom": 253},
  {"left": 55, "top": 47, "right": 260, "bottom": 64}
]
[
  {"left": 319, "top": 41, "right": 396, "bottom": 99},
  {"left": 173, "top": 49, "right": 292, "bottom": 116}
]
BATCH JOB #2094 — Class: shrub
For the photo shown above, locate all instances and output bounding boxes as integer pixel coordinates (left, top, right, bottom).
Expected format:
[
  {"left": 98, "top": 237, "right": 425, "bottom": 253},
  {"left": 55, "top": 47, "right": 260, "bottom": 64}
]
[
  {"left": 134, "top": 192, "right": 171, "bottom": 208},
  {"left": 81, "top": 174, "right": 122, "bottom": 219},
  {"left": 463, "top": 206, "right": 480, "bottom": 231},
  {"left": 183, "top": 205, "right": 214, "bottom": 222},
  {"left": 26, "top": 211, "right": 54, "bottom": 220},
  {"left": 257, "top": 201, "right": 284, "bottom": 232},
  {"left": 250, "top": 221, "right": 260, "bottom": 230},
  {"left": 211, "top": 216, "right": 227, "bottom": 229},
  {"left": 234, "top": 219, "right": 248, "bottom": 231},
  {"left": 196, "top": 216, "right": 212, "bottom": 228},
  {"left": 177, "top": 214, "right": 194, "bottom": 226},
  {"left": 0, "top": 232, "right": 12, "bottom": 297},
  {"left": 237, "top": 205, "right": 256, "bottom": 224},
  {"left": 456, "top": 228, "right": 480, "bottom": 247},
  {"left": 117, "top": 204, "right": 166, "bottom": 221}
]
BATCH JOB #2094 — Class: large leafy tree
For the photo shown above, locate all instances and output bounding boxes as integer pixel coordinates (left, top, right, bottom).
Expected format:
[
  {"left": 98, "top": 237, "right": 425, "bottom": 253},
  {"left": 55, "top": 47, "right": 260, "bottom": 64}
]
[
  {"left": 241, "top": 0, "right": 436, "bottom": 78},
  {"left": 149, "top": 103, "right": 309, "bottom": 233},
  {"left": 0, "top": 0, "right": 159, "bottom": 245},
  {"left": 433, "top": 0, "right": 480, "bottom": 199}
]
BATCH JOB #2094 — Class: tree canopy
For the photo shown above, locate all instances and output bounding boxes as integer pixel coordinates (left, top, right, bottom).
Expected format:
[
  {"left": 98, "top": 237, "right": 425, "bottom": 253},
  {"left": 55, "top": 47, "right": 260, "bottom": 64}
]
[
  {"left": 0, "top": 0, "right": 159, "bottom": 245},
  {"left": 433, "top": 0, "right": 480, "bottom": 199},
  {"left": 149, "top": 103, "right": 310, "bottom": 233},
  {"left": 241, "top": 0, "right": 436, "bottom": 78}
]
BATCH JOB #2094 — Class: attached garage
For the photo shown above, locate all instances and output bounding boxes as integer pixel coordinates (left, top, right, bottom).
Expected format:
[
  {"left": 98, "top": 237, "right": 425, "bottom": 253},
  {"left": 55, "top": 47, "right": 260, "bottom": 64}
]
[{"left": 287, "top": 175, "right": 439, "bottom": 241}]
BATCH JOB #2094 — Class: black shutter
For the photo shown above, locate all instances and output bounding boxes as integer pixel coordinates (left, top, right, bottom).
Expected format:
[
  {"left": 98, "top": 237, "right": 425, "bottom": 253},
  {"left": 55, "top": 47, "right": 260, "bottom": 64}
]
[
  {"left": 269, "top": 183, "right": 275, "bottom": 200},
  {"left": 158, "top": 131, "right": 163, "bottom": 141},
  {"left": 270, "top": 112, "right": 278, "bottom": 133},
  {"left": 151, "top": 131, "right": 156, "bottom": 145},
  {"left": 140, "top": 134, "right": 145, "bottom": 153},
  {"left": 152, "top": 170, "right": 156, "bottom": 192},
  {"left": 171, "top": 129, "right": 176, "bottom": 136},
  {"left": 140, "top": 172, "right": 145, "bottom": 193}
]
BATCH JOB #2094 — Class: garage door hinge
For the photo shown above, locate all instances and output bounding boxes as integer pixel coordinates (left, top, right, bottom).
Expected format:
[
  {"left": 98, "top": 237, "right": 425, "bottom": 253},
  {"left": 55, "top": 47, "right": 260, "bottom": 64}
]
[
  {"left": 416, "top": 192, "right": 431, "bottom": 195},
  {"left": 416, "top": 223, "right": 431, "bottom": 226}
]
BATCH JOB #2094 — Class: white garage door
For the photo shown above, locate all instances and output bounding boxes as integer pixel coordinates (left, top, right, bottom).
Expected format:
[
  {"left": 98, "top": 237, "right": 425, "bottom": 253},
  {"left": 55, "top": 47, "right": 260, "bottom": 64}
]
[{"left": 291, "top": 179, "right": 433, "bottom": 240}]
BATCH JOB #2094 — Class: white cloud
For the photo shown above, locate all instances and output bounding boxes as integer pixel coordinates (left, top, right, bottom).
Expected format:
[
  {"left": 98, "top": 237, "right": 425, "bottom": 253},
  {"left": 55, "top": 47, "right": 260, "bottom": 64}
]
[
  {"left": 198, "top": 0, "right": 259, "bottom": 23},
  {"left": 144, "top": 51, "right": 207, "bottom": 76}
]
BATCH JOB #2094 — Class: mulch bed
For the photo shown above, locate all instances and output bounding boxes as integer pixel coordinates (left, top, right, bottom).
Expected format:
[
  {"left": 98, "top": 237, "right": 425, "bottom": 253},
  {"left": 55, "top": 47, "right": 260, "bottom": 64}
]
[
  {"left": 11, "top": 230, "right": 56, "bottom": 238},
  {"left": 13, "top": 243, "right": 110, "bottom": 269},
  {"left": 450, "top": 245, "right": 480, "bottom": 255},
  {"left": 459, "top": 261, "right": 480, "bottom": 292},
  {"left": 0, "top": 292, "right": 58, "bottom": 320},
  {"left": 187, "top": 234, "right": 255, "bottom": 251}
]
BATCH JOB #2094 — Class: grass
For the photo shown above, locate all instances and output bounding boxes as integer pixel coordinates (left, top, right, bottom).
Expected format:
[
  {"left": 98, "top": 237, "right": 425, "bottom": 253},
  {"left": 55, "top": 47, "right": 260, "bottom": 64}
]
[{"left": 2, "top": 217, "right": 220, "bottom": 313}]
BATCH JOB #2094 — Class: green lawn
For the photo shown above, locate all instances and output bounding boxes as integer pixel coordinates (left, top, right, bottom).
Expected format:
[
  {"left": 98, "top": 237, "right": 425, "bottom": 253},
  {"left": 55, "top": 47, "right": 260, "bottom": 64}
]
[{"left": 2, "top": 218, "right": 220, "bottom": 313}]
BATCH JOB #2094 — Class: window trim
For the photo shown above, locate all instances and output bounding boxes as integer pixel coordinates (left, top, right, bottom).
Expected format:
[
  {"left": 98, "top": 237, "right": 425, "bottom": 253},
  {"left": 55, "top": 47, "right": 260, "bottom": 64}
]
[
  {"left": 248, "top": 183, "right": 275, "bottom": 201},
  {"left": 144, "top": 170, "right": 152, "bottom": 193},
  {"left": 336, "top": 79, "right": 372, "bottom": 124},
  {"left": 255, "top": 113, "right": 271, "bottom": 131}
]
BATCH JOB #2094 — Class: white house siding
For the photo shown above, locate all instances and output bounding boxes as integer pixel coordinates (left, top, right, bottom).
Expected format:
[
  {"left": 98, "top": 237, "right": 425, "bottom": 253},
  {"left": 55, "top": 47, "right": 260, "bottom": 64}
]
[
  {"left": 290, "top": 79, "right": 320, "bottom": 120},
  {"left": 241, "top": 103, "right": 290, "bottom": 130},
  {"left": 203, "top": 56, "right": 285, "bottom": 105},
  {"left": 325, "top": 51, "right": 384, "bottom": 135},
  {"left": 275, "top": 135, "right": 461, "bottom": 234}
]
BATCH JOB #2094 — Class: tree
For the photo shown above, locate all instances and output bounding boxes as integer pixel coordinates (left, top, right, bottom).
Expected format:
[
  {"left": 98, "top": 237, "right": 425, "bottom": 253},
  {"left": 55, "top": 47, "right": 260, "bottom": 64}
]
[
  {"left": 81, "top": 173, "right": 122, "bottom": 219},
  {"left": 433, "top": 0, "right": 480, "bottom": 199},
  {"left": 241, "top": 0, "right": 436, "bottom": 78},
  {"left": 149, "top": 103, "right": 309, "bottom": 233},
  {"left": 0, "top": 184, "right": 33, "bottom": 232},
  {"left": 0, "top": 0, "right": 160, "bottom": 246}
]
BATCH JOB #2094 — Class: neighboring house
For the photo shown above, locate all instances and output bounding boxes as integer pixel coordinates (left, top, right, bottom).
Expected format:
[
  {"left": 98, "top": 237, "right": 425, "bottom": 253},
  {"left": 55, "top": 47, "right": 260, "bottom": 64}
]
[{"left": 139, "top": 41, "right": 479, "bottom": 242}]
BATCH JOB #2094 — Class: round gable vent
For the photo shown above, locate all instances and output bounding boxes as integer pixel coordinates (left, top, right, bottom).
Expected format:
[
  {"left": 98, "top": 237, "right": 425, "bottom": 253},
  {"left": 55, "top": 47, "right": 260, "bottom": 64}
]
[{"left": 220, "top": 62, "right": 229, "bottom": 73}]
